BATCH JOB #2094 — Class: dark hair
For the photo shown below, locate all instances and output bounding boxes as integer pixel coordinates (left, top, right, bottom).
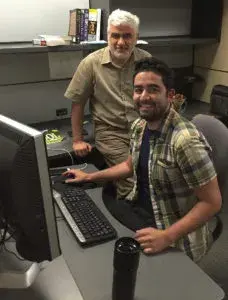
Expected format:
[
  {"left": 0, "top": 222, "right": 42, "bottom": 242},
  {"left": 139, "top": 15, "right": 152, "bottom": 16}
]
[{"left": 133, "top": 57, "right": 174, "bottom": 90}]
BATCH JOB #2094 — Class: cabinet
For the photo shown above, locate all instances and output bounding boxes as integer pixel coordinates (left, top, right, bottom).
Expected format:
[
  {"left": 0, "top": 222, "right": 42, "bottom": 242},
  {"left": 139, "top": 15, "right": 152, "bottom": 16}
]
[{"left": 90, "top": 0, "right": 223, "bottom": 46}]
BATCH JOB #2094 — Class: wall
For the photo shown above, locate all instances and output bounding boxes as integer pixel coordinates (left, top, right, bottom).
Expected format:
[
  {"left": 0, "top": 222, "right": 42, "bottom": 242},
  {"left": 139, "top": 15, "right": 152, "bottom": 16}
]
[
  {"left": 193, "top": 0, "right": 228, "bottom": 103},
  {"left": 0, "top": 0, "right": 89, "bottom": 42},
  {"left": 0, "top": 46, "right": 192, "bottom": 125},
  {"left": 111, "top": 0, "right": 192, "bottom": 37},
  {"left": 0, "top": 51, "right": 83, "bottom": 124}
]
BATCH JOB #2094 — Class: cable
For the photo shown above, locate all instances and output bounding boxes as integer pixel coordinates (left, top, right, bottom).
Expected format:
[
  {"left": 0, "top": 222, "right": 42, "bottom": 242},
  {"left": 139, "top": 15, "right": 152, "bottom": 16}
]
[
  {"left": 0, "top": 222, "right": 7, "bottom": 247},
  {"left": 3, "top": 243, "right": 26, "bottom": 261},
  {"left": 0, "top": 220, "right": 25, "bottom": 261},
  {"left": 78, "top": 163, "right": 88, "bottom": 170},
  {"left": 47, "top": 147, "right": 74, "bottom": 165}
]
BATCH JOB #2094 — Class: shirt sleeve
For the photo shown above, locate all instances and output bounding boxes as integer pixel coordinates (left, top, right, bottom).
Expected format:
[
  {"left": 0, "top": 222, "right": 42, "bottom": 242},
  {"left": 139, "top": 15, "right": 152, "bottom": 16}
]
[
  {"left": 176, "top": 135, "right": 217, "bottom": 189},
  {"left": 64, "top": 56, "right": 93, "bottom": 105}
]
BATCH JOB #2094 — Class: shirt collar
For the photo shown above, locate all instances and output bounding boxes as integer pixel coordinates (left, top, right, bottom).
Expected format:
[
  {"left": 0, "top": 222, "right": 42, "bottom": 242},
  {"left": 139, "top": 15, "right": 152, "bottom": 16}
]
[
  {"left": 101, "top": 47, "right": 112, "bottom": 64},
  {"left": 159, "top": 107, "right": 179, "bottom": 140}
]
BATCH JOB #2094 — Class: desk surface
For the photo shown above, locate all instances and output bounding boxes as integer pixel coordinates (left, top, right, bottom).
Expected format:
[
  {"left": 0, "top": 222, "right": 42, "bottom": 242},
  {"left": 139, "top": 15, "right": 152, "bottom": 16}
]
[
  {"left": 52, "top": 165, "right": 224, "bottom": 300},
  {"left": 0, "top": 164, "right": 225, "bottom": 300},
  {"left": 56, "top": 187, "right": 224, "bottom": 300},
  {"left": 31, "top": 117, "right": 94, "bottom": 159}
]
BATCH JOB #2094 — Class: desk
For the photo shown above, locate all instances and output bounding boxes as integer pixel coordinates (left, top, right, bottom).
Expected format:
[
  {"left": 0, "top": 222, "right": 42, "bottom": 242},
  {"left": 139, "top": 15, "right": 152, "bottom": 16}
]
[
  {"left": 54, "top": 185, "right": 224, "bottom": 300},
  {"left": 0, "top": 164, "right": 225, "bottom": 300},
  {"left": 31, "top": 117, "right": 107, "bottom": 170},
  {"left": 31, "top": 117, "right": 94, "bottom": 158}
]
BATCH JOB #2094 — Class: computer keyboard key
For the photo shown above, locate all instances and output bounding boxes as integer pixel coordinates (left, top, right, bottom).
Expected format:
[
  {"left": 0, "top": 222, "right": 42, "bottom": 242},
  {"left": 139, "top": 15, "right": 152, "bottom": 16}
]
[{"left": 53, "top": 185, "right": 117, "bottom": 246}]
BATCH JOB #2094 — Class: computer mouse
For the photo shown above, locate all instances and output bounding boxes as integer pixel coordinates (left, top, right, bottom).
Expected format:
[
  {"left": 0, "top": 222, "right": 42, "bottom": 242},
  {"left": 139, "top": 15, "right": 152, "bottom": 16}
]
[{"left": 52, "top": 173, "right": 75, "bottom": 184}]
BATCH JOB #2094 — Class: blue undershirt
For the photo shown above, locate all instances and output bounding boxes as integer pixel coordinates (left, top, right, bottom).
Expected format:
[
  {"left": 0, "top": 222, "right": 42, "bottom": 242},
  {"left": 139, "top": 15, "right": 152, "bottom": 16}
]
[{"left": 136, "top": 125, "right": 160, "bottom": 228}]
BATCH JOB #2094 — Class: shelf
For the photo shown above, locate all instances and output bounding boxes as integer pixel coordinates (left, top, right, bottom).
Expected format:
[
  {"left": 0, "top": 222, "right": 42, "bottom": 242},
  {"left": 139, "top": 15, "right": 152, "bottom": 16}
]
[
  {"left": 0, "top": 37, "right": 219, "bottom": 54},
  {"left": 141, "top": 36, "right": 219, "bottom": 46},
  {"left": 0, "top": 42, "right": 104, "bottom": 54}
]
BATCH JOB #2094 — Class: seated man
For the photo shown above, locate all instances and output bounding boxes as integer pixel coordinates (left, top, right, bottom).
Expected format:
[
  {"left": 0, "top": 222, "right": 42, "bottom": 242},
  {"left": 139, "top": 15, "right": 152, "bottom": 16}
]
[{"left": 63, "top": 57, "right": 222, "bottom": 262}]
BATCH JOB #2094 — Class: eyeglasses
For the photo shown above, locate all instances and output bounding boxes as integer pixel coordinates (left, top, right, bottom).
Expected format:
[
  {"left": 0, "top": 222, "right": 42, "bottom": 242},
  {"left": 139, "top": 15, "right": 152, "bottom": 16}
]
[{"left": 110, "top": 33, "right": 133, "bottom": 40}]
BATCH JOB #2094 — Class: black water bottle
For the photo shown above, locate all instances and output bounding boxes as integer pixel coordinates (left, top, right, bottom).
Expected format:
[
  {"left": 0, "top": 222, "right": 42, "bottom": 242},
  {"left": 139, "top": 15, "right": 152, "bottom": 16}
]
[{"left": 112, "top": 237, "right": 140, "bottom": 300}]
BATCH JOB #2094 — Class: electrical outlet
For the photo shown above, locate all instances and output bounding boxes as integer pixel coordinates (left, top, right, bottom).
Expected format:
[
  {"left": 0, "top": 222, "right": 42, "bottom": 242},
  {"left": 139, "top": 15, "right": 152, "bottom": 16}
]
[{"left": 56, "top": 108, "right": 68, "bottom": 117}]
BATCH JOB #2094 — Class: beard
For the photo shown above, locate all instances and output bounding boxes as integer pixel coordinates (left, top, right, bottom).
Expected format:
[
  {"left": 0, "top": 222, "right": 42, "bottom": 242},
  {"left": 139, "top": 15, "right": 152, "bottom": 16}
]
[
  {"left": 109, "top": 45, "right": 134, "bottom": 62},
  {"left": 136, "top": 102, "right": 170, "bottom": 122}
]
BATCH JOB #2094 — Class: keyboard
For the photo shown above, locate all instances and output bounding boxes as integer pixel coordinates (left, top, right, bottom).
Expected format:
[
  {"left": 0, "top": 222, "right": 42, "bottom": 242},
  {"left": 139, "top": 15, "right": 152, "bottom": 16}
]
[{"left": 53, "top": 185, "right": 117, "bottom": 246}]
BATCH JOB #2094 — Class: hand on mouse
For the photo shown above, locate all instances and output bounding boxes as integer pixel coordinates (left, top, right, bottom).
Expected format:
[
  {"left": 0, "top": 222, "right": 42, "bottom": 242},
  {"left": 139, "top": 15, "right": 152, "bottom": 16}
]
[{"left": 63, "top": 169, "right": 89, "bottom": 183}]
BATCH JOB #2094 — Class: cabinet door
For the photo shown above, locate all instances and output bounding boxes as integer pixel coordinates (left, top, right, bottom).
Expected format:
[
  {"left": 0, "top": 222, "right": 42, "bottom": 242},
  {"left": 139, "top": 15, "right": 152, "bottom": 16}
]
[{"left": 191, "top": 0, "right": 223, "bottom": 39}]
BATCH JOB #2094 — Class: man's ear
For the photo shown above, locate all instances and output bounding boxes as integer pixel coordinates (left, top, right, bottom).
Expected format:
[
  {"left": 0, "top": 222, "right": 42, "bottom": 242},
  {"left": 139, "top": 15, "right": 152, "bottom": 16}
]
[{"left": 135, "top": 32, "right": 139, "bottom": 44}]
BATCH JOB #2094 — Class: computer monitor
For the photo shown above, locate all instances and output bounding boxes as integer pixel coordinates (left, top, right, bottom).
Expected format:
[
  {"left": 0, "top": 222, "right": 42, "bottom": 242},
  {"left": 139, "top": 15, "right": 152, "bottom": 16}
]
[{"left": 0, "top": 114, "right": 61, "bottom": 262}]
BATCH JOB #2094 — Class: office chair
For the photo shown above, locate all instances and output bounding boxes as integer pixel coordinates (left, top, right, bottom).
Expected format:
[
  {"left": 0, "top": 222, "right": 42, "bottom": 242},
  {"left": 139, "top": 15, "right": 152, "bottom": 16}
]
[{"left": 192, "top": 114, "right": 228, "bottom": 241}]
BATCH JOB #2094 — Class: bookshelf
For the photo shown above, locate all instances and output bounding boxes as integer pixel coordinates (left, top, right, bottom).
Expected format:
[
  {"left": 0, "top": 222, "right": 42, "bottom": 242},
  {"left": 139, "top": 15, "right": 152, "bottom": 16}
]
[{"left": 90, "top": 0, "right": 223, "bottom": 47}]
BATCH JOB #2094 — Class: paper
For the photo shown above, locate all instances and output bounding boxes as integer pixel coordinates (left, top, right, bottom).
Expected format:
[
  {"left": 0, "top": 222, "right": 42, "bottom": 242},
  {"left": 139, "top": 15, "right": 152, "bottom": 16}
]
[{"left": 33, "top": 35, "right": 66, "bottom": 46}]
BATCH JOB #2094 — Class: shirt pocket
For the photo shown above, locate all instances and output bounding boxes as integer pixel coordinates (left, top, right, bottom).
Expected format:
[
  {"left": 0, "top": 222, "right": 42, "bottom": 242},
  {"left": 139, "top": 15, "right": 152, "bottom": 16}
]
[{"left": 152, "top": 159, "right": 187, "bottom": 197}]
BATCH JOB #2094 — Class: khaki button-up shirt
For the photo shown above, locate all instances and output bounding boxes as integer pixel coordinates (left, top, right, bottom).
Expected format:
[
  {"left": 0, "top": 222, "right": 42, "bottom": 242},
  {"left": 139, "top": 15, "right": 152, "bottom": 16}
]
[{"left": 64, "top": 46, "right": 151, "bottom": 130}]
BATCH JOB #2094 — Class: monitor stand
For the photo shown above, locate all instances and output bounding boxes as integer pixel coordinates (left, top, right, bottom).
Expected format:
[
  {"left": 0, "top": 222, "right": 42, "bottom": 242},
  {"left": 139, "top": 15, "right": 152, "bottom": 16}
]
[
  {"left": 0, "top": 240, "right": 84, "bottom": 300},
  {"left": 0, "top": 263, "right": 39, "bottom": 289}
]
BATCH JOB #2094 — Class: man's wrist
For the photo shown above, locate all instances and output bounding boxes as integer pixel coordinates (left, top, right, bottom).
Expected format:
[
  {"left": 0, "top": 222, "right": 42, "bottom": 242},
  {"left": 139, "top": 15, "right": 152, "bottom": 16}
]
[
  {"left": 86, "top": 173, "right": 95, "bottom": 182},
  {"left": 73, "top": 138, "right": 83, "bottom": 143},
  {"left": 165, "top": 225, "right": 183, "bottom": 244}
]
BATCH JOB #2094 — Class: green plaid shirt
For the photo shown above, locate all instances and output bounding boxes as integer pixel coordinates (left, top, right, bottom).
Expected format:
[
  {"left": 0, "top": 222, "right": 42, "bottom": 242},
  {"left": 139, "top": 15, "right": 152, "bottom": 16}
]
[{"left": 128, "top": 108, "right": 216, "bottom": 262}]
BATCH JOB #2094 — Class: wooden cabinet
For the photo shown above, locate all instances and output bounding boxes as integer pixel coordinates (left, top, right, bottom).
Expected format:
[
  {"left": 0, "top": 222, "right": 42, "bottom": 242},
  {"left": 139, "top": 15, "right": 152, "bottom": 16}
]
[{"left": 90, "top": 0, "right": 223, "bottom": 46}]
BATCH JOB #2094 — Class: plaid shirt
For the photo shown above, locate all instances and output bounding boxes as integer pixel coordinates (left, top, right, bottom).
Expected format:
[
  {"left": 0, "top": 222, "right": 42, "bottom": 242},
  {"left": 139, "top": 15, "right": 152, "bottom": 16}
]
[{"left": 128, "top": 108, "right": 217, "bottom": 262}]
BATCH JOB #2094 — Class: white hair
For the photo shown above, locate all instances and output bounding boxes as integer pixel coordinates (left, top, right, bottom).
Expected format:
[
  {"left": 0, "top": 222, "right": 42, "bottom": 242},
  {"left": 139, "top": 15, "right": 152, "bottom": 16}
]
[{"left": 107, "top": 9, "right": 140, "bottom": 33}]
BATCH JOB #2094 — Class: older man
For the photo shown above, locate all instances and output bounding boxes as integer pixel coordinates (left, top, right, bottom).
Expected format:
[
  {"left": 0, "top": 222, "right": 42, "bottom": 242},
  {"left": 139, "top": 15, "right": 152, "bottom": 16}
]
[{"left": 64, "top": 9, "right": 151, "bottom": 198}]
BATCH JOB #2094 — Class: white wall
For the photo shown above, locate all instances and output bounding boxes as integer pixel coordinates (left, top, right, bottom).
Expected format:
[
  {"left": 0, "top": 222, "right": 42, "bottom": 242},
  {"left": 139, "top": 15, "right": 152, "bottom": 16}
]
[{"left": 0, "top": 0, "right": 89, "bottom": 42}]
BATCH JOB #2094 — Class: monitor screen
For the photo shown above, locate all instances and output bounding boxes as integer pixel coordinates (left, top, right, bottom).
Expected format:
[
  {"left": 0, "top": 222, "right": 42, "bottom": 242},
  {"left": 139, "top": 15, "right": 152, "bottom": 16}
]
[{"left": 0, "top": 114, "right": 61, "bottom": 262}]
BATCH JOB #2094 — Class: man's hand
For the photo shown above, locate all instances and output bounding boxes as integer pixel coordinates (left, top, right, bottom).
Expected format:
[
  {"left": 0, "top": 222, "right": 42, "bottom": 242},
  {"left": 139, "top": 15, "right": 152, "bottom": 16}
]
[
  {"left": 73, "top": 141, "right": 92, "bottom": 157},
  {"left": 63, "top": 169, "right": 89, "bottom": 183},
  {"left": 134, "top": 227, "right": 172, "bottom": 254}
]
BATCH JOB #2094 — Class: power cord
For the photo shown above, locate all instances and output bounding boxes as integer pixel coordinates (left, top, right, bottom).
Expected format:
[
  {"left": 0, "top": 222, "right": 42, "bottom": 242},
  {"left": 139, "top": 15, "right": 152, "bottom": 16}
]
[
  {"left": 3, "top": 243, "right": 26, "bottom": 261},
  {"left": 47, "top": 147, "right": 74, "bottom": 165},
  {"left": 0, "top": 222, "right": 25, "bottom": 261},
  {"left": 78, "top": 163, "right": 88, "bottom": 170},
  {"left": 0, "top": 221, "right": 8, "bottom": 248}
]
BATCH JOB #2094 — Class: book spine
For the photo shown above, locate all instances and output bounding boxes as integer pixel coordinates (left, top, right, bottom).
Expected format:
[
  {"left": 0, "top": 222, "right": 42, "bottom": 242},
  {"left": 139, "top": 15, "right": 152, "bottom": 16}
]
[
  {"left": 68, "top": 9, "right": 77, "bottom": 37},
  {"left": 88, "top": 9, "right": 98, "bottom": 42},
  {"left": 96, "top": 9, "right": 101, "bottom": 41},
  {"left": 84, "top": 9, "right": 89, "bottom": 41},
  {"left": 80, "top": 9, "right": 85, "bottom": 41},
  {"left": 76, "top": 9, "right": 81, "bottom": 43}
]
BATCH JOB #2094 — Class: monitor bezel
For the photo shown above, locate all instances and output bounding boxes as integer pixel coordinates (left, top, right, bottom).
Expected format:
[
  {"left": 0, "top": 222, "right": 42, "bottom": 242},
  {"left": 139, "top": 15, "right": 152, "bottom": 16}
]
[{"left": 0, "top": 114, "right": 61, "bottom": 261}]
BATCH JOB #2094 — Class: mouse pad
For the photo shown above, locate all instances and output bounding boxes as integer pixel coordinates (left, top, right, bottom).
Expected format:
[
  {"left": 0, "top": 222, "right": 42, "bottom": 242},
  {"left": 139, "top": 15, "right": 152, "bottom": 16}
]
[{"left": 52, "top": 179, "right": 97, "bottom": 192}]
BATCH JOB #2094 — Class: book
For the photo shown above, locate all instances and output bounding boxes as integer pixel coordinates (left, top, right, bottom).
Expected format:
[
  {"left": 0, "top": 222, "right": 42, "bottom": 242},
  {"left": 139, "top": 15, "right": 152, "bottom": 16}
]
[
  {"left": 80, "top": 9, "right": 85, "bottom": 42},
  {"left": 68, "top": 9, "right": 77, "bottom": 37},
  {"left": 88, "top": 9, "right": 102, "bottom": 42},
  {"left": 84, "top": 9, "right": 89, "bottom": 41},
  {"left": 68, "top": 9, "right": 81, "bottom": 43}
]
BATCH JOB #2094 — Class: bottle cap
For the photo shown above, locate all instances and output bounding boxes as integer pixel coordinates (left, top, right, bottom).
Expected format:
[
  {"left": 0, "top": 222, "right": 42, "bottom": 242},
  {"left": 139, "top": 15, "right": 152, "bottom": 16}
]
[{"left": 114, "top": 237, "right": 140, "bottom": 271}]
